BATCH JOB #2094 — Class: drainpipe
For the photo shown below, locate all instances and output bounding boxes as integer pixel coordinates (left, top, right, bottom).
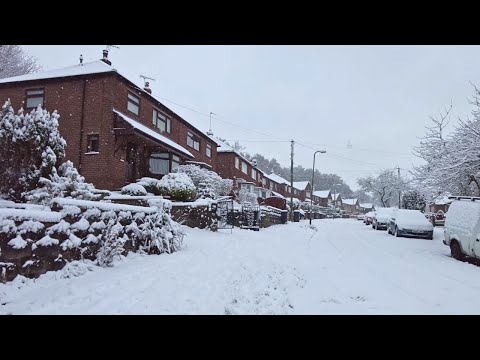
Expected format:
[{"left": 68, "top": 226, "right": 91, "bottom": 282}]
[{"left": 78, "top": 77, "right": 87, "bottom": 173}]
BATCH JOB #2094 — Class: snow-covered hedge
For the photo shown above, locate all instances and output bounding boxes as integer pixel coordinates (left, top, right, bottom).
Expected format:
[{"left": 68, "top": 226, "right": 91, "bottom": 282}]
[
  {"left": 121, "top": 183, "right": 148, "bottom": 196},
  {"left": 136, "top": 177, "right": 162, "bottom": 195},
  {"left": 173, "top": 164, "right": 233, "bottom": 199},
  {"left": 0, "top": 198, "right": 185, "bottom": 282},
  {"left": 157, "top": 173, "right": 196, "bottom": 201}
]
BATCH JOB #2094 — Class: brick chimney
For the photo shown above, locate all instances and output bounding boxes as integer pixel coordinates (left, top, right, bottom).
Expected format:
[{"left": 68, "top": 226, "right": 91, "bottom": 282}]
[
  {"left": 143, "top": 81, "right": 152, "bottom": 94},
  {"left": 101, "top": 49, "right": 111, "bottom": 65}
]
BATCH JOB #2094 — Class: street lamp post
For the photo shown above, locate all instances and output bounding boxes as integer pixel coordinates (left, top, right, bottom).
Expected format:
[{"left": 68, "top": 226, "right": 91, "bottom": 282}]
[{"left": 310, "top": 150, "right": 326, "bottom": 225}]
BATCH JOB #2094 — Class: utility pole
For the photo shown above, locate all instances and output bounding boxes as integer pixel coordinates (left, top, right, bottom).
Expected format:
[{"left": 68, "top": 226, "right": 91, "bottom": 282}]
[
  {"left": 290, "top": 140, "right": 294, "bottom": 221},
  {"left": 395, "top": 166, "right": 401, "bottom": 209}
]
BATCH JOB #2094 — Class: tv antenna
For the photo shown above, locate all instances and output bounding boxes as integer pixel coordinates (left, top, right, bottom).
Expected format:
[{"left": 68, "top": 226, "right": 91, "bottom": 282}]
[
  {"left": 106, "top": 45, "right": 120, "bottom": 51},
  {"left": 139, "top": 74, "right": 156, "bottom": 86}
]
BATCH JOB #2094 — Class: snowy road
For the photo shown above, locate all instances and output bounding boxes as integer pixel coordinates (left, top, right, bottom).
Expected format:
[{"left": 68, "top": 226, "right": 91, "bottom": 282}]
[{"left": 2, "top": 219, "right": 480, "bottom": 314}]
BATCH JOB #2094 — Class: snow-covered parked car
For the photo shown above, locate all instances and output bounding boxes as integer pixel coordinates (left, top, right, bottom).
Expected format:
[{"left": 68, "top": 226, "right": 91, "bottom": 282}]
[
  {"left": 364, "top": 211, "right": 374, "bottom": 225},
  {"left": 372, "top": 208, "right": 395, "bottom": 230},
  {"left": 444, "top": 196, "right": 480, "bottom": 261},
  {"left": 386, "top": 209, "right": 433, "bottom": 239},
  {"left": 357, "top": 214, "right": 364, "bottom": 221}
]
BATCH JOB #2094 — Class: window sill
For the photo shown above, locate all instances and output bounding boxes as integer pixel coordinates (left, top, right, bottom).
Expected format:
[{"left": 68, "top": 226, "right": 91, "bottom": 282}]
[{"left": 85, "top": 151, "right": 99, "bottom": 155}]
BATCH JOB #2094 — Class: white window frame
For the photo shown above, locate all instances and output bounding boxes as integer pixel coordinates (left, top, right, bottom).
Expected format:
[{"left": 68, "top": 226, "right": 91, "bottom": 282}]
[
  {"left": 153, "top": 109, "right": 171, "bottom": 133},
  {"left": 241, "top": 162, "right": 248, "bottom": 174},
  {"left": 251, "top": 168, "right": 257, "bottom": 180},
  {"left": 235, "top": 157, "right": 240, "bottom": 169},
  {"left": 206, "top": 143, "right": 212, "bottom": 158},
  {"left": 26, "top": 88, "right": 44, "bottom": 109},
  {"left": 127, "top": 92, "right": 140, "bottom": 115},
  {"left": 187, "top": 132, "right": 200, "bottom": 151}
]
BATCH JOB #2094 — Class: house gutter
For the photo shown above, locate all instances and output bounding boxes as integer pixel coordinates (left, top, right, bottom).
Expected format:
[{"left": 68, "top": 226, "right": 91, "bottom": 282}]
[{"left": 78, "top": 77, "right": 87, "bottom": 174}]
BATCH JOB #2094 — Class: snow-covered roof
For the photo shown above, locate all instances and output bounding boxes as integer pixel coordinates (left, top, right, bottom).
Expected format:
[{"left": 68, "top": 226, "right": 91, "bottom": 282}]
[
  {"left": 293, "top": 181, "right": 310, "bottom": 190},
  {"left": 313, "top": 190, "right": 331, "bottom": 198},
  {"left": 342, "top": 198, "right": 358, "bottom": 206},
  {"left": 264, "top": 173, "right": 290, "bottom": 185},
  {"left": 0, "top": 60, "right": 116, "bottom": 84},
  {"left": 113, "top": 109, "right": 194, "bottom": 158},
  {"left": 360, "top": 203, "right": 373, "bottom": 209},
  {"left": 0, "top": 60, "right": 219, "bottom": 148},
  {"left": 431, "top": 194, "right": 454, "bottom": 205}
]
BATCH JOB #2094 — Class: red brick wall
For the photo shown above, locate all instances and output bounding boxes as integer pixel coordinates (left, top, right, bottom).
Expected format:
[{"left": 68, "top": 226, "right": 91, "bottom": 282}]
[
  {"left": 112, "top": 76, "right": 217, "bottom": 169},
  {"left": 0, "top": 72, "right": 219, "bottom": 191}
]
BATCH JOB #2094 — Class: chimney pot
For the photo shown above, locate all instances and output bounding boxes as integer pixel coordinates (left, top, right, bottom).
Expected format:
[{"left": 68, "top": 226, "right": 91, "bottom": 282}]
[
  {"left": 143, "top": 81, "right": 152, "bottom": 94},
  {"left": 101, "top": 49, "right": 111, "bottom": 65}
]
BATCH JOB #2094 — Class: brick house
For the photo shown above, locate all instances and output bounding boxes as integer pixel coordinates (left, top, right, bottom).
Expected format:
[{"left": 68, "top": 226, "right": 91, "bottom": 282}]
[
  {"left": 292, "top": 181, "right": 312, "bottom": 202},
  {"left": 0, "top": 52, "right": 219, "bottom": 190},
  {"left": 428, "top": 195, "right": 452, "bottom": 214},
  {"left": 342, "top": 198, "right": 359, "bottom": 214},
  {"left": 312, "top": 190, "right": 331, "bottom": 207}
]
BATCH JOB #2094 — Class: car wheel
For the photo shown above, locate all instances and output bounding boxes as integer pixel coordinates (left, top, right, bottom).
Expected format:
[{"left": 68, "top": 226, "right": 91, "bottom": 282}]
[{"left": 450, "top": 241, "right": 464, "bottom": 261}]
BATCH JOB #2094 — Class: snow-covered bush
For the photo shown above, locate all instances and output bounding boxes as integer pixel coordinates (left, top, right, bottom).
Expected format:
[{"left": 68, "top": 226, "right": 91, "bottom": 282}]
[
  {"left": 121, "top": 183, "right": 147, "bottom": 196},
  {"left": 173, "top": 164, "right": 233, "bottom": 199},
  {"left": 24, "top": 161, "right": 98, "bottom": 205},
  {"left": 238, "top": 189, "right": 258, "bottom": 204},
  {"left": 136, "top": 177, "right": 162, "bottom": 195},
  {"left": 157, "top": 173, "right": 196, "bottom": 201},
  {"left": 96, "top": 221, "right": 127, "bottom": 268},
  {"left": 137, "top": 210, "right": 185, "bottom": 254},
  {"left": 0, "top": 101, "right": 66, "bottom": 201}
]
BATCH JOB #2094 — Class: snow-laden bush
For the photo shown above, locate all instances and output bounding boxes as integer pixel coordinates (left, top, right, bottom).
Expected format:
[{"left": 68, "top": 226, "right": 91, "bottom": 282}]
[
  {"left": 24, "top": 161, "right": 98, "bottom": 205},
  {"left": 136, "top": 177, "right": 162, "bottom": 195},
  {"left": 96, "top": 221, "right": 127, "bottom": 268},
  {"left": 238, "top": 189, "right": 258, "bottom": 204},
  {"left": 121, "top": 183, "right": 147, "bottom": 196},
  {"left": 157, "top": 173, "right": 196, "bottom": 201},
  {"left": 137, "top": 210, "right": 185, "bottom": 254},
  {"left": 0, "top": 101, "right": 66, "bottom": 201},
  {"left": 173, "top": 164, "right": 233, "bottom": 199}
]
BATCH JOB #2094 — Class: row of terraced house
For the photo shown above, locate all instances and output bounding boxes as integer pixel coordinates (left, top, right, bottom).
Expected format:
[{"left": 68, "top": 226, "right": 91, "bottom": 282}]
[{"left": 0, "top": 50, "right": 350, "bottom": 208}]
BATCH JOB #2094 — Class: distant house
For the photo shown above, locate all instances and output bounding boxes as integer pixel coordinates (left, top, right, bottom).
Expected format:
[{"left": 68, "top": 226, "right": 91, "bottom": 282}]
[
  {"left": 342, "top": 198, "right": 360, "bottom": 214},
  {"left": 359, "top": 203, "right": 374, "bottom": 213},
  {"left": 332, "top": 193, "right": 342, "bottom": 209},
  {"left": 293, "top": 181, "right": 312, "bottom": 202},
  {"left": 312, "top": 190, "right": 331, "bottom": 207},
  {"left": 213, "top": 137, "right": 269, "bottom": 197},
  {"left": 429, "top": 194, "right": 453, "bottom": 214}
]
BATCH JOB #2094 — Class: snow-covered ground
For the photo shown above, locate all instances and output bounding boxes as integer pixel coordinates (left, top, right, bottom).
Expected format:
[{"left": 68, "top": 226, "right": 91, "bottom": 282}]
[{"left": 2, "top": 219, "right": 480, "bottom": 314}]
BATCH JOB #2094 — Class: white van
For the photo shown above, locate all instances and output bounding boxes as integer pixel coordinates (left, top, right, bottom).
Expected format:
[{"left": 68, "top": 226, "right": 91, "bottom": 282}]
[{"left": 443, "top": 196, "right": 480, "bottom": 261}]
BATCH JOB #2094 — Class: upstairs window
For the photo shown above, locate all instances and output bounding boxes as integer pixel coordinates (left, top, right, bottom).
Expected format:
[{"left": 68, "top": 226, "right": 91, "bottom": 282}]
[
  {"left": 241, "top": 162, "right": 248, "bottom": 174},
  {"left": 262, "top": 178, "right": 267, "bottom": 186},
  {"left": 127, "top": 92, "right": 140, "bottom": 115},
  {"left": 26, "top": 88, "right": 44, "bottom": 109},
  {"left": 206, "top": 144, "right": 212, "bottom": 158},
  {"left": 153, "top": 109, "right": 171, "bottom": 133},
  {"left": 251, "top": 168, "right": 257, "bottom": 180},
  {"left": 187, "top": 132, "right": 200, "bottom": 151},
  {"left": 235, "top": 157, "right": 240, "bottom": 169}
]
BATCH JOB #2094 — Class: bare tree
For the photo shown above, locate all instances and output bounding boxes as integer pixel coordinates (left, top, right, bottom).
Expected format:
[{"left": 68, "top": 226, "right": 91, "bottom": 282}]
[
  {"left": 357, "top": 169, "right": 408, "bottom": 207},
  {"left": 0, "top": 45, "right": 40, "bottom": 79}
]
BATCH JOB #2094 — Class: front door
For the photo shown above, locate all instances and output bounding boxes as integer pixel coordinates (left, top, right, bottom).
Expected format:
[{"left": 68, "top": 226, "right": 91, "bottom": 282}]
[{"left": 126, "top": 142, "right": 137, "bottom": 183}]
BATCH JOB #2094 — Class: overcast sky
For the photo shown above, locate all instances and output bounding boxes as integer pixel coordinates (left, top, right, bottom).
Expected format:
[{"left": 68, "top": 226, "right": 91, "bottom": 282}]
[{"left": 22, "top": 45, "right": 480, "bottom": 189}]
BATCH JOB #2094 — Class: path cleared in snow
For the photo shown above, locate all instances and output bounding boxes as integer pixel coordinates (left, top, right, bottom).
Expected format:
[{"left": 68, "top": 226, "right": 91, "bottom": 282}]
[{"left": 2, "top": 219, "right": 480, "bottom": 314}]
